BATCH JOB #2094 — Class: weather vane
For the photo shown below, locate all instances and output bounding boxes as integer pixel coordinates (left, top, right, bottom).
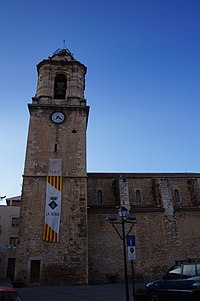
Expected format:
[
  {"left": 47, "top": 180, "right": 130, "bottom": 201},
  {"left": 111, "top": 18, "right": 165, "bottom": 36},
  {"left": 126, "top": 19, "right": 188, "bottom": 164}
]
[
  {"left": 63, "top": 39, "right": 66, "bottom": 49},
  {"left": 53, "top": 40, "right": 73, "bottom": 57}
]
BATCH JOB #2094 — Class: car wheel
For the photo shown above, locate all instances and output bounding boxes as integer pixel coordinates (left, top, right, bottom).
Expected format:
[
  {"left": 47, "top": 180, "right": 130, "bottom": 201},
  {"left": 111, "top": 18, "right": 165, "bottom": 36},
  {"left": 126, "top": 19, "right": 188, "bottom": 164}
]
[{"left": 149, "top": 291, "right": 160, "bottom": 301}]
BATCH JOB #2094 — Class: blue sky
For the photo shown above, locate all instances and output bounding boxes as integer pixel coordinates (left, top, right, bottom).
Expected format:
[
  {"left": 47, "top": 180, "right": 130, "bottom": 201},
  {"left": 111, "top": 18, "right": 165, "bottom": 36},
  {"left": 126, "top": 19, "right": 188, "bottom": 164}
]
[{"left": 0, "top": 0, "right": 200, "bottom": 199}]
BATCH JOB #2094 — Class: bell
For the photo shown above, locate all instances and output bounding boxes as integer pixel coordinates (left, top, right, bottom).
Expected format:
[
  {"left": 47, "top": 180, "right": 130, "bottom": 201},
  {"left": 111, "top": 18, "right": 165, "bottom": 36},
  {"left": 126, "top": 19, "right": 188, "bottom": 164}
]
[
  {"left": 55, "top": 89, "right": 65, "bottom": 99},
  {"left": 54, "top": 78, "right": 66, "bottom": 99}
]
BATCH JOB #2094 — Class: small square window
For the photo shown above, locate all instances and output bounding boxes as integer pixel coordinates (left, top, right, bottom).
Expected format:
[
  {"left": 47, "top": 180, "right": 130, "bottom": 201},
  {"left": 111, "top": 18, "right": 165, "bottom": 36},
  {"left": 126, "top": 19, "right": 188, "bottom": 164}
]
[
  {"left": 11, "top": 217, "right": 19, "bottom": 227},
  {"left": 10, "top": 237, "right": 18, "bottom": 246}
]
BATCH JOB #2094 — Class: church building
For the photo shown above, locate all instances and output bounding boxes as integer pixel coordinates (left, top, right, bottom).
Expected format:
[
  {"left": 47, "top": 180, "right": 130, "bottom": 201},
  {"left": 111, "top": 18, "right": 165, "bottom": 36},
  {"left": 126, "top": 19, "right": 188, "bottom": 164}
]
[{"left": 15, "top": 49, "right": 200, "bottom": 285}]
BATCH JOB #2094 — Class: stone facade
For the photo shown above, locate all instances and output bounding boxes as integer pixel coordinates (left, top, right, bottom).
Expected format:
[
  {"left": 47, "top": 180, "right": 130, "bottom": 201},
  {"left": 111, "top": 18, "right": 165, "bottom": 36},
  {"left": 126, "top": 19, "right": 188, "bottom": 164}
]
[
  {"left": 15, "top": 50, "right": 89, "bottom": 285},
  {"left": 87, "top": 173, "right": 200, "bottom": 283},
  {"left": 0, "top": 197, "right": 20, "bottom": 279},
  {"left": 14, "top": 50, "right": 200, "bottom": 285}
]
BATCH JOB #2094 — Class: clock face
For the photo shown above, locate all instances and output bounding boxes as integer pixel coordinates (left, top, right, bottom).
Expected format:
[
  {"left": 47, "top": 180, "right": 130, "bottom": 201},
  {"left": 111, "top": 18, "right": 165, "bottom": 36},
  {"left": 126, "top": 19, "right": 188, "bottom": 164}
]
[{"left": 51, "top": 112, "right": 65, "bottom": 124}]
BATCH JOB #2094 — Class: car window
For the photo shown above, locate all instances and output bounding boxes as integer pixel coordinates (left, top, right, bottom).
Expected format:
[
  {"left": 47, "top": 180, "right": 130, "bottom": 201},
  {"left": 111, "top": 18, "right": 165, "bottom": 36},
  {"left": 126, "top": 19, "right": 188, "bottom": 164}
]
[
  {"left": 165, "top": 265, "right": 181, "bottom": 280},
  {"left": 197, "top": 264, "right": 200, "bottom": 276},
  {"left": 14, "top": 295, "right": 23, "bottom": 301},
  {"left": 182, "top": 264, "right": 196, "bottom": 278},
  {"left": 183, "top": 264, "right": 196, "bottom": 278}
]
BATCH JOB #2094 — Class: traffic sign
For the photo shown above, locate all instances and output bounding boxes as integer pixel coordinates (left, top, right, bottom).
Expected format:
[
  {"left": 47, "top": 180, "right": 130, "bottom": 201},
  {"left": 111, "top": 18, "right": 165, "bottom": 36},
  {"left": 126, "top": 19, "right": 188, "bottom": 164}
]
[{"left": 127, "top": 235, "right": 136, "bottom": 261}]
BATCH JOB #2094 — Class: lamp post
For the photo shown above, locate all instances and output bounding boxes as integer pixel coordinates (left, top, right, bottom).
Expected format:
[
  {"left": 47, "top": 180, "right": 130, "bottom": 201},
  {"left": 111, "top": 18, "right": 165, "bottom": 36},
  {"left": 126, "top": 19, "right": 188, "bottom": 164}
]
[
  {"left": 107, "top": 207, "right": 136, "bottom": 301},
  {"left": 120, "top": 207, "right": 129, "bottom": 301}
]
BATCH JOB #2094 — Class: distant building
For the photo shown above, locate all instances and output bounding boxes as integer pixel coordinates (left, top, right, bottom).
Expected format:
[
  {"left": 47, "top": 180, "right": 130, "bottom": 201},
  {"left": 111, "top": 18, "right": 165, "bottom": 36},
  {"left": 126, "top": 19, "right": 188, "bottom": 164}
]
[
  {"left": 12, "top": 50, "right": 200, "bottom": 285},
  {"left": 0, "top": 196, "right": 20, "bottom": 280}
]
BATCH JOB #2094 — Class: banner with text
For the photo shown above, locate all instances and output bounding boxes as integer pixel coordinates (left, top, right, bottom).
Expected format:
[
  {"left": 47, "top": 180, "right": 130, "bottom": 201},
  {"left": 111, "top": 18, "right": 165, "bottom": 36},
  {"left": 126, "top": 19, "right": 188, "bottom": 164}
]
[{"left": 43, "top": 176, "right": 62, "bottom": 242}]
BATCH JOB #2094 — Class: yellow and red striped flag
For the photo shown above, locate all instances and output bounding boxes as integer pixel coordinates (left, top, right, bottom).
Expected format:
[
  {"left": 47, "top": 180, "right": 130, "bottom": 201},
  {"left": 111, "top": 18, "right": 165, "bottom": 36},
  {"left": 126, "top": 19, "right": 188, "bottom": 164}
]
[{"left": 43, "top": 176, "right": 62, "bottom": 242}]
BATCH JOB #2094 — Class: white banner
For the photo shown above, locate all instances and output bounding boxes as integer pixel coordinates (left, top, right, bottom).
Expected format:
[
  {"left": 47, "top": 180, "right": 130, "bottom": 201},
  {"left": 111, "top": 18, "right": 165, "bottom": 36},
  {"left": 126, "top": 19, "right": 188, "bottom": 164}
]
[{"left": 43, "top": 176, "right": 62, "bottom": 242}]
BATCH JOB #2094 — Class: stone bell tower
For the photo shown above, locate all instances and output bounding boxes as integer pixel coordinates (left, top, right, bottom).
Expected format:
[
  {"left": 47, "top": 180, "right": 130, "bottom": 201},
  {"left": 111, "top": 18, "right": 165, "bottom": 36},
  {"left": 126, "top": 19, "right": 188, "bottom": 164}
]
[{"left": 15, "top": 49, "right": 89, "bottom": 285}]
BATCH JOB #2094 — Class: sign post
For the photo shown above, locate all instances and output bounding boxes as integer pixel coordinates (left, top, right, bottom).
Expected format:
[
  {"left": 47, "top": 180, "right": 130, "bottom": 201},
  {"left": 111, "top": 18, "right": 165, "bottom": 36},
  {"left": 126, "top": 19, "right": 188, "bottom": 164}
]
[
  {"left": 127, "top": 235, "right": 136, "bottom": 300},
  {"left": 127, "top": 235, "right": 136, "bottom": 261}
]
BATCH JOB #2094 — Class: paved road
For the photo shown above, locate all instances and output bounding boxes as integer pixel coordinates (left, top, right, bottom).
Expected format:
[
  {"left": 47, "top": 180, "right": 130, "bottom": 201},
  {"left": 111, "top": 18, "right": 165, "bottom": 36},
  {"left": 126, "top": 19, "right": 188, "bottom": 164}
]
[{"left": 16, "top": 283, "right": 142, "bottom": 301}]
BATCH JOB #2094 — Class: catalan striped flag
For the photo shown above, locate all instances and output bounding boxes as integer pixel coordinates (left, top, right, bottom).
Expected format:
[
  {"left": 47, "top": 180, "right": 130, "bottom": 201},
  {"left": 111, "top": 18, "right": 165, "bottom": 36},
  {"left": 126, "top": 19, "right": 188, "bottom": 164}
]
[{"left": 43, "top": 176, "right": 62, "bottom": 242}]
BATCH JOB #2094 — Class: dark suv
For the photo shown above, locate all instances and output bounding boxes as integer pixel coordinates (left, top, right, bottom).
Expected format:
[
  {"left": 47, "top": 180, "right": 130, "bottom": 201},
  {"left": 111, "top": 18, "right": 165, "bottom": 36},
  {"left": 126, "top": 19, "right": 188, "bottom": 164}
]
[{"left": 145, "top": 259, "right": 200, "bottom": 301}]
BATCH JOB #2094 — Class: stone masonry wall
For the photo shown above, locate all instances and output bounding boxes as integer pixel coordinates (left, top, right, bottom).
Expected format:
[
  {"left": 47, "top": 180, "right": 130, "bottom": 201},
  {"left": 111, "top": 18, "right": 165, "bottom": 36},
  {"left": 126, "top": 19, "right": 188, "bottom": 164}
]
[
  {"left": 16, "top": 176, "right": 88, "bottom": 285},
  {"left": 15, "top": 50, "right": 89, "bottom": 284},
  {"left": 87, "top": 174, "right": 200, "bottom": 283},
  {"left": 188, "top": 178, "right": 200, "bottom": 206}
]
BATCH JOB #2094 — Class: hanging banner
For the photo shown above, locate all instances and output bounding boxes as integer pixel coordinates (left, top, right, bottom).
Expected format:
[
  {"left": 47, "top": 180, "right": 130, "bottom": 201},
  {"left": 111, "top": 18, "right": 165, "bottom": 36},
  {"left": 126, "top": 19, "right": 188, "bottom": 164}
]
[{"left": 43, "top": 159, "right": 62, "bottom": 243}]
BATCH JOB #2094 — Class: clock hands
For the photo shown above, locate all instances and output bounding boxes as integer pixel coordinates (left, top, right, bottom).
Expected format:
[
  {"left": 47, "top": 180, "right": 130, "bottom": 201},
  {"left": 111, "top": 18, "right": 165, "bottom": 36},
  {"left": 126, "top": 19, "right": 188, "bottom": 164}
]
[{"left": 51, "top": 112, "right": 65, "bottom": 124}]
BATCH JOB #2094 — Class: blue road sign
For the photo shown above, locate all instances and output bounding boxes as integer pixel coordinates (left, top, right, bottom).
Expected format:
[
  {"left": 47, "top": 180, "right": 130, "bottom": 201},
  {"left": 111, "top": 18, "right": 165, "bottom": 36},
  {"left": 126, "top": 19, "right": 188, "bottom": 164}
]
[
  {"left": 127, "top": 235, "right": 136, "bottom": 261},
  {"left": 127, "top": 235, "right": 135, "bottom": 247}
]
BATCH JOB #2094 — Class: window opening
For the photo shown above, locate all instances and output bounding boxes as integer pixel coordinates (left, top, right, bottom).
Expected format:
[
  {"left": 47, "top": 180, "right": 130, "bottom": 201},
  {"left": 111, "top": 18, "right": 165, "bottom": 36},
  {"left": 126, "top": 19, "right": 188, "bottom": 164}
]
[
  {"left": 54, "top": 74, "right": 67, "bottom": 99},
  {"left": 10, "top": 237, "right": 18, "bottom": 246},
  {"left": 97, "top": 190, "right": 103, "bottom": 203},
  {"left": 174, "top": 189, "right": 181, "bottom": 204},
  {"left": 11, "top": 217, "right": 19, "bottom": 227},
  {"left": 135, "top": 190, "right": 141, "bottom": 204}
]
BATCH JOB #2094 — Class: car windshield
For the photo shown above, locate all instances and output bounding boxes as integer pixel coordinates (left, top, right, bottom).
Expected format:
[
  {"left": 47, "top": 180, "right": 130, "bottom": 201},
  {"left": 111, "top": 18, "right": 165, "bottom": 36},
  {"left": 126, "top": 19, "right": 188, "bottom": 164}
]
[
  {"left": 165, "top": 265, "right": 181, "bottom": 280},
  {"left": 0, "top": 292, "right": 23, "bottom": 301}
]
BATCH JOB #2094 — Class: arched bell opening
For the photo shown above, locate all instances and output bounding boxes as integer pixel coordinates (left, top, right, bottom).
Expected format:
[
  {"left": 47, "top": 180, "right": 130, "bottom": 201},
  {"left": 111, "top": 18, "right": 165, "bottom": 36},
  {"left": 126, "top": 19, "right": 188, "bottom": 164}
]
[{"left": 54, "top": 74, "right": 67, "bottom": 99}]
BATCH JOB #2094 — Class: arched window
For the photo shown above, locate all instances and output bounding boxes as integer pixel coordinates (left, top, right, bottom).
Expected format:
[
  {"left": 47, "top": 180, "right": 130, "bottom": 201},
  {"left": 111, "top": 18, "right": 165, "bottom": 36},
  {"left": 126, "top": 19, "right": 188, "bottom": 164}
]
[
  {"left": 174, "top": 189, "right": 181, "bottom": 204},
  {"left": 135, "top": 189, "right": 141, "bottom": 204},
  {"left": 54, "top": 74, "right": 67, "bottom": 99},
  {"left": 97, "top": 190, "right": 103, "bottom": 203}
]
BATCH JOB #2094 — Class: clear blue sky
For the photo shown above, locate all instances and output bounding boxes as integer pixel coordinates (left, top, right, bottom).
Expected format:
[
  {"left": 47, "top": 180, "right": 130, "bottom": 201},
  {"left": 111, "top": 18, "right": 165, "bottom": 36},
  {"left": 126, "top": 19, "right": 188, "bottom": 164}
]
[{"left": 0, "top": 0, "right": 200, "bottom": 199}]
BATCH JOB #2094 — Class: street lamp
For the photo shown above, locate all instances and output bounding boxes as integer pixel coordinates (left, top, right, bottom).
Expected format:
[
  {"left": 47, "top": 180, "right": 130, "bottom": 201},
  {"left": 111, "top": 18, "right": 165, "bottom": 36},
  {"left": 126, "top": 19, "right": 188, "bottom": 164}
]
[{"left": 107, "top": 207, "right": 136, "bottom": 301}]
